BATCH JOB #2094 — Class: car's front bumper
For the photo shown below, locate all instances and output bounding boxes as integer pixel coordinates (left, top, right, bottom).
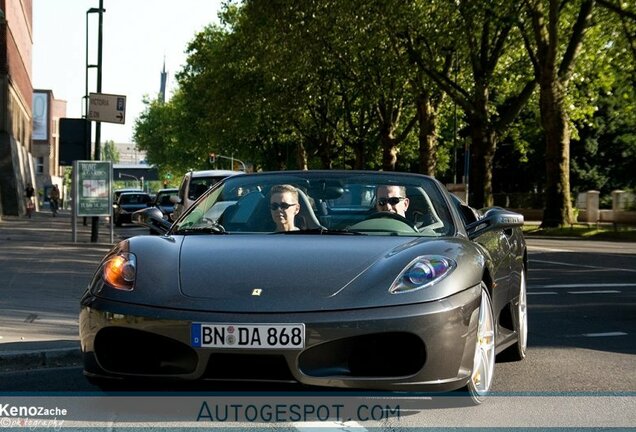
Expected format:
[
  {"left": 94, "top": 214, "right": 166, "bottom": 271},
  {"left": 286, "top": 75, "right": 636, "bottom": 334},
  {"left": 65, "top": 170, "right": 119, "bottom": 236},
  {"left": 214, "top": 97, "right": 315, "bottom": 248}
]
[{"left": 80, "top": 285, "right": 481, "bottom": 392}]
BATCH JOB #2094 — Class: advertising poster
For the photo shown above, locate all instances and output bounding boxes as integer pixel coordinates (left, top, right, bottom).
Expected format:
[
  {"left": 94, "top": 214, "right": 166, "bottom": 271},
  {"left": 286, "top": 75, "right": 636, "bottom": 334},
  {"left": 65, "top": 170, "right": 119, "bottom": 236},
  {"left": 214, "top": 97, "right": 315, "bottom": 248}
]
[
  {"left": 32, "top": 92, "right": 48, "bottom": 140},
  {"left": 74, "top": 160, "right": 112, "bottom": 217}
]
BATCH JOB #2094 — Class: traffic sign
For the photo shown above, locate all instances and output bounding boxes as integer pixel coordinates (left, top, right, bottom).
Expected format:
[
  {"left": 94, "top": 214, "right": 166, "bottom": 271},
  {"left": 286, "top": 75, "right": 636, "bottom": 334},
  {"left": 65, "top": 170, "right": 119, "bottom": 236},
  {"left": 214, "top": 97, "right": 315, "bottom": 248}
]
[{"left": 88, "top": 92, "right": 126, "bottom": 124}]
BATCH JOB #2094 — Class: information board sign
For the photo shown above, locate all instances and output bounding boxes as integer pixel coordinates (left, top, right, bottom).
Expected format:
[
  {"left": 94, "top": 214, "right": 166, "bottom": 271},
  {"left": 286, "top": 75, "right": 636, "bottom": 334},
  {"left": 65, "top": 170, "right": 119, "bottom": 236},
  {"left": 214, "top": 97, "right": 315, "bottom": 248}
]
[
  {"left": 88, "top": 93, "right": 126, "bottom": 124},
  {"left": 74, "top": 160, "right": 112, "bottom": 217}
]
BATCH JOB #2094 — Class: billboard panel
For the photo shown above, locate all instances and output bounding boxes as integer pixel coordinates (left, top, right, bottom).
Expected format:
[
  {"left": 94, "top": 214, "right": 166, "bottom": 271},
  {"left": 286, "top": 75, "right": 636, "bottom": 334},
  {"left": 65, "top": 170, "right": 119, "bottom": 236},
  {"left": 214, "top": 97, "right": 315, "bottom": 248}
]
[
  {"left": 73, "top": 160, "right": 112, "bottom": 217},
  {"left": 33, "top": 92, "right": 48, "bottom": 140},
  {"left": 59, "top": 118, "right": 91, "bottom": 165}
]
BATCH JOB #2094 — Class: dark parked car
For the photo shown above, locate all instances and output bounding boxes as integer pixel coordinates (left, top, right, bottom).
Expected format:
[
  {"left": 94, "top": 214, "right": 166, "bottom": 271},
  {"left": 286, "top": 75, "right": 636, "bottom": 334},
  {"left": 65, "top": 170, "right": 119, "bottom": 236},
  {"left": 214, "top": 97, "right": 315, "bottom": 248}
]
[
  {"left": 112, "top": 188, "right": 143, "bottom": 204},
  {"left": 113, "top": 192, "right": 152, "bottom": 226},
  {"left": 152, "top": 188, "right": 179, "bottom": 219},
  {"left": 81, "top": 171, "right": 527, "bottom": 403}
]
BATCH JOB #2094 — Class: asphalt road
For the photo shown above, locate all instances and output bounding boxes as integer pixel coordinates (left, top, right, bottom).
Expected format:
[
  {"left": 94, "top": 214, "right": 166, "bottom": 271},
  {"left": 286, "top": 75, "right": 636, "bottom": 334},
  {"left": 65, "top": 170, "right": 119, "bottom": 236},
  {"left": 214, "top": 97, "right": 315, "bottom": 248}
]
[{"left": 0, "top": 236, "right": 633, "bottom": 429}]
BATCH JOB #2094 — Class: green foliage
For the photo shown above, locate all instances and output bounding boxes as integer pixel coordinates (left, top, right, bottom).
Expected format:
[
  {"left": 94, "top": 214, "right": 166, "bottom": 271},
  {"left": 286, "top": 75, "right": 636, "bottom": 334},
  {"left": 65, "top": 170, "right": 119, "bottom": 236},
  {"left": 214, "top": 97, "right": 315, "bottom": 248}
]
[
  {"left": 101, "top": 140, "right": 120, "bottom": 163},
  {"left": 130, "top": 0, "right": 636, "bottom": 209}
]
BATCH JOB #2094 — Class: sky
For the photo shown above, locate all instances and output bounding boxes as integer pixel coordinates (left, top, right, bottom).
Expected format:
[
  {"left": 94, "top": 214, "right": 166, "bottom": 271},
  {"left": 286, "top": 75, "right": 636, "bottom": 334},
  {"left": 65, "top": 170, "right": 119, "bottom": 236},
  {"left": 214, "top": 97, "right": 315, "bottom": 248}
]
[{"left": 33, "top": 0, "right": 223, "bottom": 144}]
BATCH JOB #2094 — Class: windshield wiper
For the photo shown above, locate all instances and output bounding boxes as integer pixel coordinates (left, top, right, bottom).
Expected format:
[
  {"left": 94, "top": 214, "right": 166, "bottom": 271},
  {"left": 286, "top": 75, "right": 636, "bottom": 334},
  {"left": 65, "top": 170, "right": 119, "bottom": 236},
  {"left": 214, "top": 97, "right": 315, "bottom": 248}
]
[{"left": 273, "top": 228, "right": 366, "bottom": 236}]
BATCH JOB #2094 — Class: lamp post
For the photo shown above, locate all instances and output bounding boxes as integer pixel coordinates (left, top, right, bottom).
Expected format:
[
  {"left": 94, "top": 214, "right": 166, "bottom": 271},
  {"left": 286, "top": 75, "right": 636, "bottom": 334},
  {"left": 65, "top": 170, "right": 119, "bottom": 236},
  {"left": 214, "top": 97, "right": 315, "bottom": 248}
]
[
  {"left": 85, "top": 6, "right": 104, "bottom": 155},
  {"left": 85, "top": 2, "right": 105, "bottom": 242},
  {"left": 211, "top": 153, "right": 247, "bottom": 172}
]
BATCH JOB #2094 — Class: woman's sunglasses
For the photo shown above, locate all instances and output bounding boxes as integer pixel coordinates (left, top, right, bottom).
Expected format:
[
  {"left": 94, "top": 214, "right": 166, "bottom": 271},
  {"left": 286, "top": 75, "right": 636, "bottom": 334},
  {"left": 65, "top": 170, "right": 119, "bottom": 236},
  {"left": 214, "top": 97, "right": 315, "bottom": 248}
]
[
  {"left": 378, "top": 197, "right": 405, "bottom": 206},
  {"left": 270, "top": 202, "right": 297, "bottom": 211}
]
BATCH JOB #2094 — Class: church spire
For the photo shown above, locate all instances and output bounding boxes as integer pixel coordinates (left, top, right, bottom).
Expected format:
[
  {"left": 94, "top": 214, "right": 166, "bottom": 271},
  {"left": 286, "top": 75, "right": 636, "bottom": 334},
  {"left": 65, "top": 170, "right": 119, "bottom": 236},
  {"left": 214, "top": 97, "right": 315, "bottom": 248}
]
[{"left": 159, "top": 57, "right": 168, "bottom": 103}]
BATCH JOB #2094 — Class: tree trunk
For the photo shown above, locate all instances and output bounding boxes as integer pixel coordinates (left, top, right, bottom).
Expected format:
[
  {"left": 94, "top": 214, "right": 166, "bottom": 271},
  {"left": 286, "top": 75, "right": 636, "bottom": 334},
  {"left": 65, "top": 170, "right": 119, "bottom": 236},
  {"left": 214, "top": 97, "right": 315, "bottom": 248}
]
[
  {"left": 380, "top": 127, "right": 398, "bottom": 171},
  {"left": 417, "top": 95, "right": 437, "bottom": 176},
  {"left": 296, "top": 142, "right": 308, "bottom": 170},
  {"left": 351, "top": 140, "right": 366, "bottom": 170},
  {"left": 319, "top": 138, "right": 333, "bottom": 169},
  {"left": 468, "top": 125, "right": 496, "bottom": 208},
  {"left": 539, "top": 81, "right": 573, "bottom": 227}
]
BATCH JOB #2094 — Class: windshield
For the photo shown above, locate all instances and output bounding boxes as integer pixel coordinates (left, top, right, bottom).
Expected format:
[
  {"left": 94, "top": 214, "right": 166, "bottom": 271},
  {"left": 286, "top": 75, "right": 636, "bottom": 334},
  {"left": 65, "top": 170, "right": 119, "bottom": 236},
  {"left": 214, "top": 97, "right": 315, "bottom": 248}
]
[{"left": 173, "top": 171, "right": 455, "bottom": 237}]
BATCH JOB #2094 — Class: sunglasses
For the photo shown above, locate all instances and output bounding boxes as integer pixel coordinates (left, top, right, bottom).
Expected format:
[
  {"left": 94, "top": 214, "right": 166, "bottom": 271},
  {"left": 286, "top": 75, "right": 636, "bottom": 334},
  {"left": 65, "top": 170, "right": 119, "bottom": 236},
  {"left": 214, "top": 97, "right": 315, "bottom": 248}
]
[
  {"left": 378, "top": 197, "right": 405, "bottom": 206},
  {"left": 270, "top": 202, "right": 297, "bottom": 211}
]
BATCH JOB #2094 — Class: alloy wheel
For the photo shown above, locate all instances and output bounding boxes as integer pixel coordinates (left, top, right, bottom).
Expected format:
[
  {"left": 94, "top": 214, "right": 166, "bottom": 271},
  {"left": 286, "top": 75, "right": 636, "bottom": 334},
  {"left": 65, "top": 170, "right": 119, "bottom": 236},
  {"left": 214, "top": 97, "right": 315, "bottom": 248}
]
[{"left": 468, "top": 286, "right": 496, "bottom": 403}]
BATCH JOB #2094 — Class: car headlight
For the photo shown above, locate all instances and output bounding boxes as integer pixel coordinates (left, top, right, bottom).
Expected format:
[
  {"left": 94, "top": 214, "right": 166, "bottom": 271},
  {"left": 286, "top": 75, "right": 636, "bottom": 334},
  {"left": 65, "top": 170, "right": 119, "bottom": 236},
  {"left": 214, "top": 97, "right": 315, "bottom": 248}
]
[
  {"left": 390, "top": 255, "right": 455, "bottom": 294},
  {"left": 103, "top": 252, "right": 137, "bottom": 291}
]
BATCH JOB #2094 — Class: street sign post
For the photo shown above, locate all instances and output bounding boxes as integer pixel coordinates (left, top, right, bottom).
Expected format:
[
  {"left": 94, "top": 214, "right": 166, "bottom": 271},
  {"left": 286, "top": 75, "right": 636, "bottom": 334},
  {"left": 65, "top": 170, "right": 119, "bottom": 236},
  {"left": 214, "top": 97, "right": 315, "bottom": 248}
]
[{"left": 88, "top": 92, "right": 126, "bottom": 124}]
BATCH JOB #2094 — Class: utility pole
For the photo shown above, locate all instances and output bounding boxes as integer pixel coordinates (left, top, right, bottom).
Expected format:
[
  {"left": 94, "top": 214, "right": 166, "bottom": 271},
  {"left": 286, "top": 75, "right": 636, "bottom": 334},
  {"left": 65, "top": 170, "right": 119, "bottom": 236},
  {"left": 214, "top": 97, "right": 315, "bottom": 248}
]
[{"left": 90, "top": 0, "right": 104, "bottom": 243}]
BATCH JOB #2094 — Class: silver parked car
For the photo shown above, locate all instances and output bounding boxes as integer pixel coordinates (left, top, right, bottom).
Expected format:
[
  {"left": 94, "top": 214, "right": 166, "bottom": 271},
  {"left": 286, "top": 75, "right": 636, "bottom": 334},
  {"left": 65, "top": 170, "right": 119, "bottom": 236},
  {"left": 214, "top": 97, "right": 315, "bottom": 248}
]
[{"left": 170, "top": 169, "right": 243, "bottom": 220}]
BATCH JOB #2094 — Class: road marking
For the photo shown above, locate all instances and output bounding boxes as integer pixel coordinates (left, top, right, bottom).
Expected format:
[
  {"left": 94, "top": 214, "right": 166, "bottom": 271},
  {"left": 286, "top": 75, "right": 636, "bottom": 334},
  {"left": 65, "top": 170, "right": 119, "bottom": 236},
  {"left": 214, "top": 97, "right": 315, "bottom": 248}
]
[
  {"left": 527, "top": 246, "right": 571, "bottom": 252},
  {"left": 530, "top": 259, "right": 636, "bottom": 273},
  {"left": 531, "top": 283, "right": 635, "bottom": 289},
  {"left": 527, "top": 291, "right": 559, "bottom": 295},
  {"left": 568, "top": 290, "right": 621, "bottom": 294},
  {"left": 295, "top": 421, "right": 366, "bottom": 430},
  {"left": 582, "top": 332, "right": 628, "bottom": 337}
]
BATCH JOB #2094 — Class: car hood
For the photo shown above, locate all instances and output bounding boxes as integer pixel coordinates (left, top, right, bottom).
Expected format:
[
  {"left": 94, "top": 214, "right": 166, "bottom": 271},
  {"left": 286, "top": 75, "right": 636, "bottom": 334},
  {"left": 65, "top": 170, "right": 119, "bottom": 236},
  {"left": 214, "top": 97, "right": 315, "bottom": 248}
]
[{"left": 165, "top": 235, "right": 478, "bottom": 313}]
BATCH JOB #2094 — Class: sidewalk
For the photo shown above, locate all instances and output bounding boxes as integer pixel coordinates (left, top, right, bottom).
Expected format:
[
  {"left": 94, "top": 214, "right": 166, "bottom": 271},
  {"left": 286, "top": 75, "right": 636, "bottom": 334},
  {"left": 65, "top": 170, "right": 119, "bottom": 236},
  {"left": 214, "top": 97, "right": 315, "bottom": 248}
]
[{"left": 0, "top": 209, "right": 120, "bottom": 372}]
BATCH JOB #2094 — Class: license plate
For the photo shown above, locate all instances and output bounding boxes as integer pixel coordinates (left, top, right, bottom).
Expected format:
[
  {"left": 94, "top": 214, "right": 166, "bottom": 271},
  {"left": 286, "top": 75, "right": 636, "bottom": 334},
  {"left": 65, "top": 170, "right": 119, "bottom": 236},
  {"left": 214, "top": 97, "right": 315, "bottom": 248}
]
[{"left": 191, "top": 323, "right": 305, "bottom": 349}]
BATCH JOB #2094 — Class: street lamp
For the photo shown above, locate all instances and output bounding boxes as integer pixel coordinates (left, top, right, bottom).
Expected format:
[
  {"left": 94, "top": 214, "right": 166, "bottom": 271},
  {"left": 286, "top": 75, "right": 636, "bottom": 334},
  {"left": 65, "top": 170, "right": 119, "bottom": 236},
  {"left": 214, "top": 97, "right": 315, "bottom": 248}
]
[{"left": 210, "top": 153, "right": 247, "bottom": 172}]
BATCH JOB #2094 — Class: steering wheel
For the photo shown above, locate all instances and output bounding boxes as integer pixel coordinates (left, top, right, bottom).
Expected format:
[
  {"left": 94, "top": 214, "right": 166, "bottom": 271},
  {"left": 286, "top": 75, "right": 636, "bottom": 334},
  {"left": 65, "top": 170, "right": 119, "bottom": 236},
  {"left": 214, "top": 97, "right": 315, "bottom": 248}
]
[{"left": 364, "top": 211, "right": 419, "bottom": 231}]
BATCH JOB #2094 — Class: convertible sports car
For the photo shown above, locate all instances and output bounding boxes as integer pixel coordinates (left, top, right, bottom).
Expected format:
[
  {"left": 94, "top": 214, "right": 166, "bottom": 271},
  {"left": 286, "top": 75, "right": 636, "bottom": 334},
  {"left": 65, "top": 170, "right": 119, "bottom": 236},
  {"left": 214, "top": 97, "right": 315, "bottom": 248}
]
[{"left": 80, "top": 170, "right": 527, "bottom": 402}]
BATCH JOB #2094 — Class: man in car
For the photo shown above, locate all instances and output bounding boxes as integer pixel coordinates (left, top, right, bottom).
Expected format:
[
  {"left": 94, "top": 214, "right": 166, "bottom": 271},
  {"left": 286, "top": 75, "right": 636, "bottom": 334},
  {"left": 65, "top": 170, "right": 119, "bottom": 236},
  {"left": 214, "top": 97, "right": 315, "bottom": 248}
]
[{"left": 376, "top": 185, "right": 410, "bottom": 217}]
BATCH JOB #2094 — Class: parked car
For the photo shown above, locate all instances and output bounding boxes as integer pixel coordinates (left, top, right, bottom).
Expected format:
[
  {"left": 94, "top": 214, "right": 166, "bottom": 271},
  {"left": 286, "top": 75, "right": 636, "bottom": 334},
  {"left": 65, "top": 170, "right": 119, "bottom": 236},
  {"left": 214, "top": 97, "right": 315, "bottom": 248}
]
[
  {"left": 81, "top": 170, "right": 527, "bottom": 402},
  {"left": 113, "top": 188, "right": 143, "bottom": 203},
  {"left": 112, "top": 192, "right": 152, "bottom": 226},
  {"left": 170, "top": 170, "right": 243, "bottom": 220},
  {"left": 152, "top": 188, "right": 179, "bottom": 219}
]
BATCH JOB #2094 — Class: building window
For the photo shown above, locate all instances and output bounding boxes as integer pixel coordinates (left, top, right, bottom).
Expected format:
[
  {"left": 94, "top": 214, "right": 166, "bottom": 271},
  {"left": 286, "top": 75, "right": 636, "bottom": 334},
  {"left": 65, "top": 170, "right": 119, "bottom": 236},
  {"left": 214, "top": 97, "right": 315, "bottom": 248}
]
[{"left": 36, "top": 156, "right": 45, "bottom": 174}]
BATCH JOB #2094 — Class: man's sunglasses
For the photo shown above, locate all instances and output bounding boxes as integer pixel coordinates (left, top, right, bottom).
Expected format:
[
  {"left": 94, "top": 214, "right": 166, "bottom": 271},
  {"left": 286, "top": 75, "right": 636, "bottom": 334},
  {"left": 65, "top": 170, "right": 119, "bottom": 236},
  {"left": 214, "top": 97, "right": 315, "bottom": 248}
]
[
  {"left": 270, "top": 202, "right": 297, "bottom": 211},
  {"left": 378, "top": 197, "right": 405, "bottom": 206}
]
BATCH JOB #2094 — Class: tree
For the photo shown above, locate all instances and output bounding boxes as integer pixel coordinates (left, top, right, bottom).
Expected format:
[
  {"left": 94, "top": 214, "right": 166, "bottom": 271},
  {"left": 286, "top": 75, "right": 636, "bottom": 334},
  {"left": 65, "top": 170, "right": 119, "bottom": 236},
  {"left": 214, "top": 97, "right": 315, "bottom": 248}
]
[
  {"left": 400, "top": 0, "right": 537, "bottom": 207},
  {"left": 519, "top": 0, "right": 596, "bottom": 227},
  {"left": 569, "top": 3, "right": 636, "bottom": 196},
  {"left": 597, "top": 0, "right": 636, "bottom": 79},
  {"left": 101, "top": 140, "right": 120, "bottom": 163}
]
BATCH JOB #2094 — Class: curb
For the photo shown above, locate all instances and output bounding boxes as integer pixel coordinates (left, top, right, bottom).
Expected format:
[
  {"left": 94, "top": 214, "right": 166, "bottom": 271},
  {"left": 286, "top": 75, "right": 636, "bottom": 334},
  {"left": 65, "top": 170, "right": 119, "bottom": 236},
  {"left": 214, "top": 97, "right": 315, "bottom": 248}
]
[{"left": 0, "top": 347, "right": 82, "bottom": 373}]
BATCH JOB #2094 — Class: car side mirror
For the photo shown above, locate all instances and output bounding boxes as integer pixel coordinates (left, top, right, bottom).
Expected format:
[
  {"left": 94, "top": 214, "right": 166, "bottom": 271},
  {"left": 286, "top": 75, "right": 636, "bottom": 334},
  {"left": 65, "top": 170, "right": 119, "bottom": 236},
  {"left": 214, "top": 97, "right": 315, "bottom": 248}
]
[
  {"left": 466, "top": 208, "right": 524, "bottom": 240},
  {"left": 132, "top": 207, "right": 172, "bottom": 235}
]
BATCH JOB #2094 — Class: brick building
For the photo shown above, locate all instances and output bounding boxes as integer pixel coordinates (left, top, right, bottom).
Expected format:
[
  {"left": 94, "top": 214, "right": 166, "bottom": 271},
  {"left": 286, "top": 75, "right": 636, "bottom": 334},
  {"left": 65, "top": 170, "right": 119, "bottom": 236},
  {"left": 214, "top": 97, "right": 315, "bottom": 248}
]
[{"left": 0, "top": 0, "right": 34, "bottom": 216}]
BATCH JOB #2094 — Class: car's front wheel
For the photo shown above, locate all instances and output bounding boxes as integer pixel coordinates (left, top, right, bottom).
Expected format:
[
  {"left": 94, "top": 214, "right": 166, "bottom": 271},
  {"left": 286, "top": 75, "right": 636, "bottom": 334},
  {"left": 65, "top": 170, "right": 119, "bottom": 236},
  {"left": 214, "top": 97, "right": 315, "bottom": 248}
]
[{"left": 466, "top": 284, "right": 496, "bottom": 404}]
